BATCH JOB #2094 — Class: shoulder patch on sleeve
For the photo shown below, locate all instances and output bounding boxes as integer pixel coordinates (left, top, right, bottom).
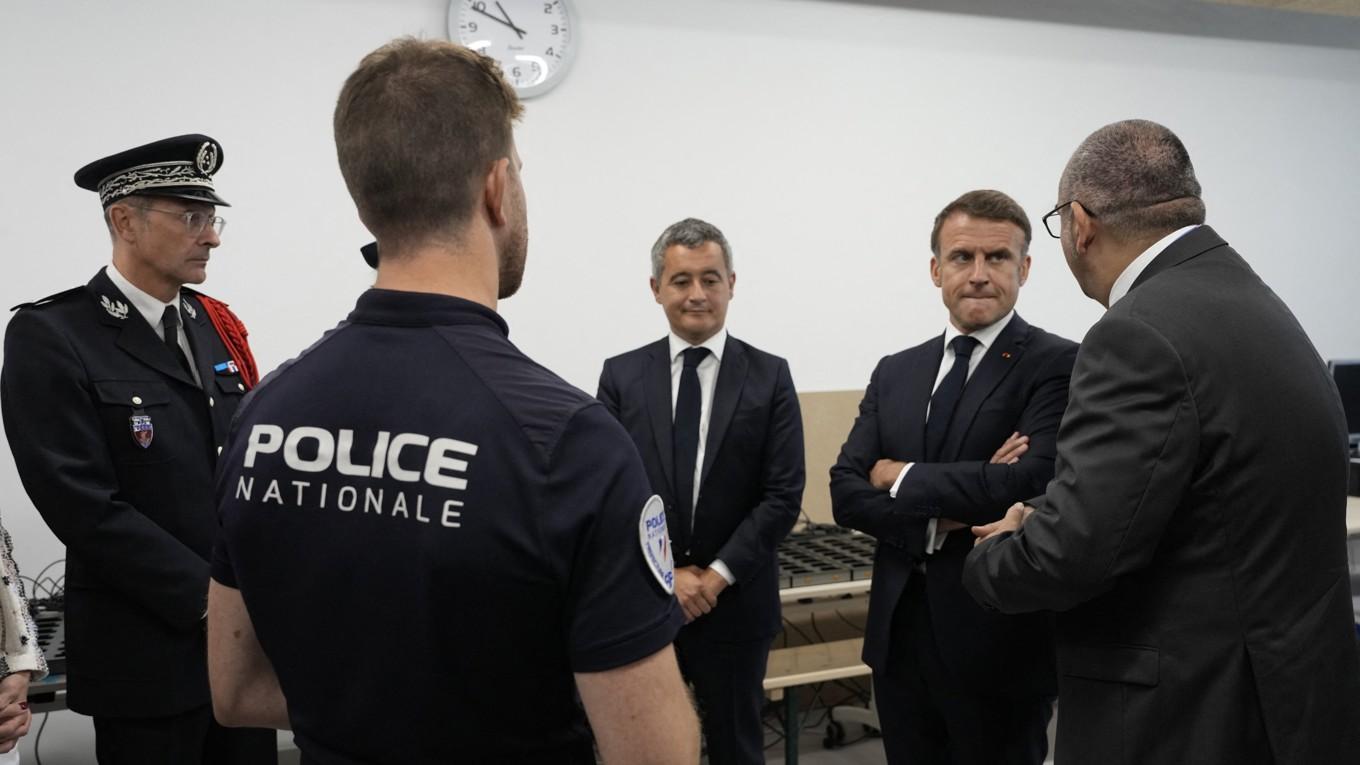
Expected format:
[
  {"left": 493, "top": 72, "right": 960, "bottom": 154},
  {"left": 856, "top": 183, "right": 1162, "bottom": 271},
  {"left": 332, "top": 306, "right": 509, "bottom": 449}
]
[{"left": 638, "top": 495, "right": 674, "bottom": 595}]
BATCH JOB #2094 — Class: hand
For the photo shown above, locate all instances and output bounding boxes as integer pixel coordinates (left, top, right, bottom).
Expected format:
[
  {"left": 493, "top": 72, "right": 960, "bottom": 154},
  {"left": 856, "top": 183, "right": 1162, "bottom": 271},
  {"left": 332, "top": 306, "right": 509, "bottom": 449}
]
[
  {"left": 972, "top": 502, "right": 1034, "bottom": 545},
  {"left": 989, "top": 432, "right": 1030, "bottom": 465},
  {"left": 870, "top": 459, "right": 908, "bottom": 491},
  {"left": 697, "top": 567, "right": 729, "bottom": 605},
  {"left": 0, "top": 672, "right": 33, "bottom": 752},
  {"left": 673, "top": 566, "right": 719, "bottom": 623}
]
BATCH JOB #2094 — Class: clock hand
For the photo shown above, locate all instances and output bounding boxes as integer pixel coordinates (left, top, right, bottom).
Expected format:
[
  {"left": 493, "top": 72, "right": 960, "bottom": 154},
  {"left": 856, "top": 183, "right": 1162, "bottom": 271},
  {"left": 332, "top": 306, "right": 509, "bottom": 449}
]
[
  {"left": 493, "top": 2, "right": 528, "bottom": 39},
  {"left": 489, "top": 1, "right": 530, "bottom": 38},
  {"left": 472, "top": 5, "right": 526, "bottom": 40}
]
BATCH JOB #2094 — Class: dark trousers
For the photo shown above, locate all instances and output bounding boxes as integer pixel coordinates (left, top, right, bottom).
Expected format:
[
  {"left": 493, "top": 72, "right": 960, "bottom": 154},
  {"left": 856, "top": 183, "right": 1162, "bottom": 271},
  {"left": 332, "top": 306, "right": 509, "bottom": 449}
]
[
  {"left": 93, "top": 706, "right": 278, "bottom": 765},
  {"left": 874, "top": 575, "right": 1052, "bottom": 765},
  {"left": 674, "top": 621, "right": 773, "bottom": 765}
]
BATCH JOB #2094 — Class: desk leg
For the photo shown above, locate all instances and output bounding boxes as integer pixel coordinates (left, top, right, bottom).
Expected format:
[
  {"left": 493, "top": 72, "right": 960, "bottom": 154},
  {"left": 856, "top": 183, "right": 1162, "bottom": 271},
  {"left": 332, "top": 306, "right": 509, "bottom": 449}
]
[{"left": 784, "top": 687, "right": 798, "bottom": 764}]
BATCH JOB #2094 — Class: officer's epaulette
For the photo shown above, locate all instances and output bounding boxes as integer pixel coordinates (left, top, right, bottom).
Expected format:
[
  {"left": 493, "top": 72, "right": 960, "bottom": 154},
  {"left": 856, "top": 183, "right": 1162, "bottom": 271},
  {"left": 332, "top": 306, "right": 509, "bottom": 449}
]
[{"left": 10, "top": 286, "right": 84, "bottom": 312}]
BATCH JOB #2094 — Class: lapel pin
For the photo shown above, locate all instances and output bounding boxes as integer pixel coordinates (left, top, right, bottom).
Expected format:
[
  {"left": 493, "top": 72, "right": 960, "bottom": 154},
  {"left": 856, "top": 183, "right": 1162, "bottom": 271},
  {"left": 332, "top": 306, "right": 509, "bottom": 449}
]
[{"left": 1001, "top": 351, "right": 1012, "bottom": 359}]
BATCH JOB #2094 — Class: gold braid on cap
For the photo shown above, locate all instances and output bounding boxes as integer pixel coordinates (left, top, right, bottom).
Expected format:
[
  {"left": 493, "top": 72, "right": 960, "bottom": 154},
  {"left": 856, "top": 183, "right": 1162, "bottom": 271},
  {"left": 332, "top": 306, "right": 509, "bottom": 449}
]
[{"left": 96, "top": 162, "right": 213, "bottom": 206}]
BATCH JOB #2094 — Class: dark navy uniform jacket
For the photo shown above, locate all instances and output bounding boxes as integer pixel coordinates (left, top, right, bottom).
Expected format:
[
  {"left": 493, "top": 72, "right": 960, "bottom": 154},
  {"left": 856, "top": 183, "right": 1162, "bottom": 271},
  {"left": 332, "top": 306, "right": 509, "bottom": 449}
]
[
  {"left": 213, "top": 289, "right": 683, "bottom": 765},
  {"left": 1, "top": 268, "right": 251, "bottom": 716}
]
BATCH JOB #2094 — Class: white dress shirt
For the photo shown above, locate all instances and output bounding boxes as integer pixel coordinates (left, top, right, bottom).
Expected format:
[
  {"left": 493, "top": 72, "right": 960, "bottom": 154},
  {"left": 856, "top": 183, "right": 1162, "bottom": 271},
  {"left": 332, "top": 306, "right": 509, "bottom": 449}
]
[
  {"left": 105, "top": 264, "right": 201, "bottom": 386},
  {"left": 668, "top": 327, "right": 736, "bottom": 585},
  {"left": 890, "top": 310, "right": 1016, "bottom": 554},
  {"left": 1107, "top": 225, "right": 1199, "bottom": 308}
]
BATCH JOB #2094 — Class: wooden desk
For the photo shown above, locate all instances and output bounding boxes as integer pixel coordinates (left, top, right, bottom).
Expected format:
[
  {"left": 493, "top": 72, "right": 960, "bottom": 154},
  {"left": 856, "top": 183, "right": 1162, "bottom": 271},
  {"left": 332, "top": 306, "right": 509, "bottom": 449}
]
[
  {"left": 765, "top": 638, "right": 867, "bottom": 693},
  {"left": 764, "top": 639, "right": 870, "bottom": 765},
  {"left": 779, "top": 579, "right": 871, "bottom": 604}
]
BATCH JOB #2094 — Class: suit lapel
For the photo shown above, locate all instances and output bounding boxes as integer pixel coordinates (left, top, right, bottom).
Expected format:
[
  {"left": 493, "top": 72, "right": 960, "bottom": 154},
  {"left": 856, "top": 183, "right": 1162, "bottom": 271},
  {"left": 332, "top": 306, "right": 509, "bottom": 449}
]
[
  {"left": 901, "top": 335, "right": 944, "bottom": 461},
  {"left": 88, "top": 271, "right": 198, "bottom": 387},
  {"left": 180, "top": 293, "right": 214, "bottom": 389},
  {"left": 643, "top": 340, "right": 676, "bottom": 496},
  {"left": 699, "top": 335, "right": 748, "bottom": 491},
  {"left": 940, "top": 314, "right": 1031, "bottom": 460}
]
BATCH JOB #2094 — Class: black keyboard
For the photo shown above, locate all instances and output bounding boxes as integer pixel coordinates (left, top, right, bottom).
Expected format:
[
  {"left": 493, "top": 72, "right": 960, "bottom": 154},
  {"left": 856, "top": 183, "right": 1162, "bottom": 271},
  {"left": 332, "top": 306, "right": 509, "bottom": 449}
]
[
  {"left": 778, "top": 526, "right": 875, "bottom": 588},
  {"left": 28, "top": 597, "right": 66, "bottom": 676}
]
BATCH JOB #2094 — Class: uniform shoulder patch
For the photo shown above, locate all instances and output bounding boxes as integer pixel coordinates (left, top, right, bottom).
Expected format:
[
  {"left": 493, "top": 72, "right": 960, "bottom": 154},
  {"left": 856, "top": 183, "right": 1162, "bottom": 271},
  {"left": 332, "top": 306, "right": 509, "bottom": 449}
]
[
  {"left": 638, "top": 494, "right": 674, "bottom": 595},
  {"left": 10, "top": 286, "right": 83, "bottom": 312}
]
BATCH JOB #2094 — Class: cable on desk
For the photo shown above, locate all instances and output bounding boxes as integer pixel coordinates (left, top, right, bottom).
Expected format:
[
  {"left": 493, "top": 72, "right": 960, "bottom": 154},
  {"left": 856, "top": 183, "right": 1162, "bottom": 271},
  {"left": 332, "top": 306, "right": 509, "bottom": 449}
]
[
  {"left": 834, "top": 607, "right": 866, "bottom": 633},
  {"left": 809, "top": 611, "right": 827, "bottom": 643},
  {"left": 779, "top": 616, "right": 818, "bottom": 647}
]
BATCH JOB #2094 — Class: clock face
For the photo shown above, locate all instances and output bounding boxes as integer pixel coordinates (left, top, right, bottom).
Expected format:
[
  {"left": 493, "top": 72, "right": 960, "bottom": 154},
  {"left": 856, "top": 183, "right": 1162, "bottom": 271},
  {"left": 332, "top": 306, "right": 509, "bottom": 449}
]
[{"left": 448, "top": 0, "right": 576, "bottom": 98}]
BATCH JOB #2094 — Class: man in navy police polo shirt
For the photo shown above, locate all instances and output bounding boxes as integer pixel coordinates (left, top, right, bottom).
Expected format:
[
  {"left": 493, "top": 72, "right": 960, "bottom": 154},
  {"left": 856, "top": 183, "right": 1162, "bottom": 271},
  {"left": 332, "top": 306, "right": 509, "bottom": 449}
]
[{"left": 205, "top": 38, "right": 699, "bottom": 764}]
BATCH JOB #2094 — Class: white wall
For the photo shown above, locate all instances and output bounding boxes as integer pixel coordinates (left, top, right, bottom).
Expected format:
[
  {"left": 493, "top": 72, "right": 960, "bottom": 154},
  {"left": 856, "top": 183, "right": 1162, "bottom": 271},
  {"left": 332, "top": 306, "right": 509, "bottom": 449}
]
[{"left": 1, "top": 0, "right": 1358, "bottom": 607}]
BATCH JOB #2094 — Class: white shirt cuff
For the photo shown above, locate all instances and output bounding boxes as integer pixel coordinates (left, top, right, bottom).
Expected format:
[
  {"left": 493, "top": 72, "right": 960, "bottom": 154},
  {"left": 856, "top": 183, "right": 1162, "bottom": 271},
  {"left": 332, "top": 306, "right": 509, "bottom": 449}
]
[
  {"left": 888, "top": 463, "right": 913, "bottom": 498},
  {"left": 928, "top": 521, "right": 950, "bottom": 554},
  {"left": 709, "top": 559, "right": 736, "bottom": 586}
]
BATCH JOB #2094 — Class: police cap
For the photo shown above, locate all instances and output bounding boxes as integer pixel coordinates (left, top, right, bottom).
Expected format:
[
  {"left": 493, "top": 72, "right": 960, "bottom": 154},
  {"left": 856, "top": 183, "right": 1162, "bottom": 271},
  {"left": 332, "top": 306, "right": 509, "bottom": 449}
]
[{"left": 74, "top": 134, "right": 229, "bottom": 208}]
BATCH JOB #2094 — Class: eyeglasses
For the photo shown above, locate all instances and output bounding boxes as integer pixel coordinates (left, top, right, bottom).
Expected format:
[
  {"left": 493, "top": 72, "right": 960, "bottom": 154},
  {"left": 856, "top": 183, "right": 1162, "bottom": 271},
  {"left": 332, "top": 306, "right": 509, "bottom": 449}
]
[
  {"left": 1043, "top": 195, "right": 1194, "bottom": 238},
  {"left": 1041, "top": 200, "right": 1094, "bottom": 239},
  {"left": 134, "top": 206, "right": 227, "bottom": 237}
]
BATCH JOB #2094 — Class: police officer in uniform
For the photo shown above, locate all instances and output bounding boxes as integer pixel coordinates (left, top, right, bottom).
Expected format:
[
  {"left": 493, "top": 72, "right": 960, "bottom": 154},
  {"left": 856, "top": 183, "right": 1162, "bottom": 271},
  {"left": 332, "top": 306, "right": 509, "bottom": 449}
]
[
  {"left": 207, "top": 39, "right": 700, "bottom": 764},
  {"left": 1, "top": 134, "right": 275, "bottom": 764}
]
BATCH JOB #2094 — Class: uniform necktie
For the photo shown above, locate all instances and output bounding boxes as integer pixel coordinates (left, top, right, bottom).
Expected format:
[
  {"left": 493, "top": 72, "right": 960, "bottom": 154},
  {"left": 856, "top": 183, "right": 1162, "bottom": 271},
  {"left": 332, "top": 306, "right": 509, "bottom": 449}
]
[
  {"left": 161, "top": 305, "right": 194, "bottom": 377},
  {"left": 673, "top": 346, "right": 711, "bottom": 544},
  {"left": 925, "top": 335, "right": 980, "bottom": 462}
]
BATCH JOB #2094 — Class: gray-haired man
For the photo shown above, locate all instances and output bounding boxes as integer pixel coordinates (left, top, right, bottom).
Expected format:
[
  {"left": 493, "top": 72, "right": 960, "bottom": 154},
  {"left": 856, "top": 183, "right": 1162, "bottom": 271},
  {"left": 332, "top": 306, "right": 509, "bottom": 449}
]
[{"left": 598, "top": 218, "right": 806, "bottom": 764}]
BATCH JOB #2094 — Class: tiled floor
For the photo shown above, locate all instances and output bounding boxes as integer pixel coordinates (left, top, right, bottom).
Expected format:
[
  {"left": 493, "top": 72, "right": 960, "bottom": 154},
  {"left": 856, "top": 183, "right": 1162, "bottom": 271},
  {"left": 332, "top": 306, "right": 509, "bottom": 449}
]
[
  {"left": 759, "top": 701, "right": 1059, "bottom": 765},
  {"left": 762, "top": 724, "right": 887, "bottom": 764}
]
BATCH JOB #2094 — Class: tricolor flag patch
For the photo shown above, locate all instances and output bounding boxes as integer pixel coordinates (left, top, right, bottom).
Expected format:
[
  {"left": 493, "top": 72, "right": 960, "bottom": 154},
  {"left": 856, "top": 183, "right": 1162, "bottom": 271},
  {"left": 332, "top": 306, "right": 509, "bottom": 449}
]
[
  {"left": 130, "top": 414, "right": 154, "bottom": 449},
  {"left": 639, "top": 495, "right": 674, "bottom": 595}
]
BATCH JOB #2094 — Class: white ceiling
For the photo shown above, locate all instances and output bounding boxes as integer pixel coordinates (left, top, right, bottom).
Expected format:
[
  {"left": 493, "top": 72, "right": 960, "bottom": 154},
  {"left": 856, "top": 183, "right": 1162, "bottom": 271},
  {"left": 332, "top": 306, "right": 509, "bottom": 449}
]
[
  {"left": 829, "top": 0, "right": 1360, "bottom": 48},
  {"left": 1204, "top": 0, "right": 1360, "bottom": 18}
]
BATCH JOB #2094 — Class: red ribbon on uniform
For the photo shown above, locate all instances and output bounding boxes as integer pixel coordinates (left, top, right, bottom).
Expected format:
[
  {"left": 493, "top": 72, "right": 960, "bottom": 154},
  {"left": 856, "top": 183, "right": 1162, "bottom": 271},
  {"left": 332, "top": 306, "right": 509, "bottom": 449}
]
[{"left": 196, "top": 295, "right": 259, "bottom": 389}]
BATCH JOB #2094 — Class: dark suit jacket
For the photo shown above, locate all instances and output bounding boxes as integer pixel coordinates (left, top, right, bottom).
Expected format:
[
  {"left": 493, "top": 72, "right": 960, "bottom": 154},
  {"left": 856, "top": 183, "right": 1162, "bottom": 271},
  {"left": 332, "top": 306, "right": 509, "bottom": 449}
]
[
  {"left": 964, "top": 227, "right": 1360, "bottom": 764},
  {"left": 597, "top": 335, "right": 804, "bottom": 639},
  {"left": 831, "top": 313, "right": 1076, "bottom": 696},
  {"left": 1, "top": 269, "right": 251, "bottom": 716}
]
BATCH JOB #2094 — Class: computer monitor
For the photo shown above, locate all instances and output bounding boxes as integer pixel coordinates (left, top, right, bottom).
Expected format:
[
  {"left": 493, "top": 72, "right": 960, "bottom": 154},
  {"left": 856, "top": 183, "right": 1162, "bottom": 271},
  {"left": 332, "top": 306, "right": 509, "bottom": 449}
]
[{"left": 1329, "top": 359, "right": 1360, "bottom": 452}]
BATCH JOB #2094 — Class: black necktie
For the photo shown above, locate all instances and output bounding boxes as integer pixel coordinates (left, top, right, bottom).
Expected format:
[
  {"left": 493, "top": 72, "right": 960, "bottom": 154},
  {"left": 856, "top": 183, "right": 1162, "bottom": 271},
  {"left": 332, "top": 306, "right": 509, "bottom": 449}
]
[
  {"left": 925, "top": 335, "right": 980, "bottom": 462},
  {"left": 161, "top": 305, "right": 194, "bottom": 377},
  {"left": 673, "top": 346, "right": 711, "bottom": 544}
]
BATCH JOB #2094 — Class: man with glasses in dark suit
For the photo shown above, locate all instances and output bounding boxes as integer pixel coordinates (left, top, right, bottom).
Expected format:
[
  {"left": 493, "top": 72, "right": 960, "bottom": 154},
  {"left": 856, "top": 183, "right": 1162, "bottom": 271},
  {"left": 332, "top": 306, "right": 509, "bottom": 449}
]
[{"left": 966, "top": 119, "right": 1360, "bottom": 764}]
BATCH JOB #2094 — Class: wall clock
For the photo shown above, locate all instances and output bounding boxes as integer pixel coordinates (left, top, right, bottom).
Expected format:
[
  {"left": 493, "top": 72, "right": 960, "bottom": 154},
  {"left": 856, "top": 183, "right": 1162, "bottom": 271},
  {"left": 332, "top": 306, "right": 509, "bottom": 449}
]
[{"left": 448, "top": 0, "right": 577, "bottom": 98}]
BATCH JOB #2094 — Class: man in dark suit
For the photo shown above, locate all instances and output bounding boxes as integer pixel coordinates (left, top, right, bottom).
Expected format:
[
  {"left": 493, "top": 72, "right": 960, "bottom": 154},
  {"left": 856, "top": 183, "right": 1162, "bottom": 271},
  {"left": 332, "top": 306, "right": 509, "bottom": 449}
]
[
  {"left": 597, "top": 217, "right": 805, "bottom": 764},
  {"left": 1, "top": 135, "right": 274, "bottom": 764},
  {"left": 965, "top": 120, "right": 1360, "bottom": 764},
  {"left": 831, "top": 190, "right": 1078, "bottom": 764}
]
